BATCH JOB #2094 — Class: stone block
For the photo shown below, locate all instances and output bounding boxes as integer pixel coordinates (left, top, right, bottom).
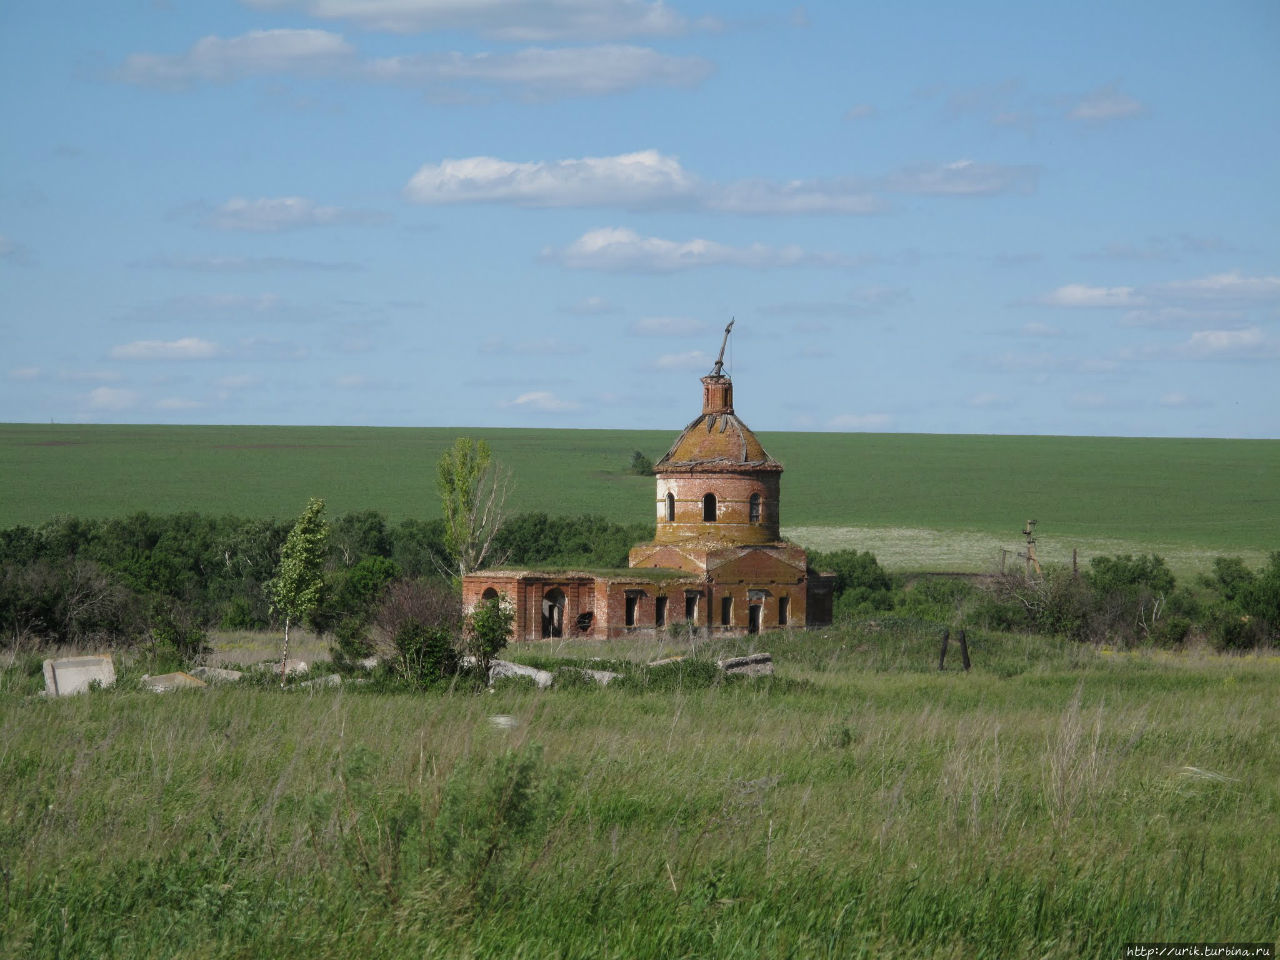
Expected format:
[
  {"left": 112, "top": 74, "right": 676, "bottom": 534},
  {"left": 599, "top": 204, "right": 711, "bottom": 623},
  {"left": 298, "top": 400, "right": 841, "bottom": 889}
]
[
  {"left": 718, "top": 652, "right": 774, "bottom": 677},
  {"left": 189, "top": 666, "right": 243, "bottom": 683},
  {"left": 280, "top": 659, "right": 308, "bottom": 676},
  {"left": 141, "top": 672, "right": 207, "bottom": 693},
  {"left": 299, "top": 674, "right": 342, "bottom": 690},
  {"left": 489, "top": 659, "right": 553, "bottom": 689},
  {"left": 42, "top": 655, "right": 115, "bottom": 697}
]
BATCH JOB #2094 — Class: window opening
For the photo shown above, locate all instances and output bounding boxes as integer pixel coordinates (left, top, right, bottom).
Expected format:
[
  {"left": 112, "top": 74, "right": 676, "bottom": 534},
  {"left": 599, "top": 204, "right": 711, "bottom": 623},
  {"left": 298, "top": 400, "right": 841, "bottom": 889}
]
[
  {"left": 749, "top": 493, "right": 761, "bottom": 523},
  {"left": 778, "top": 596, "right": 790, "bottom": 626},
  {"left": 541, "top": 588, "right": 566, "bottom": 639},
  {"left": 703, "top": 492, "right": 717, "bottom": 522},
  {"left": 748, "top": 604, "right": 762, "bottom": 634},
  {"left": 625, "top": 594, "right": 638, "bottom": 627},
  {"left": 666, "top": 492, "right": 676, "bottom": 522},
  {"left": 720, "top": 595, "right": 733, "bottom": 626},
  {"left": 655, "top": 596, "right": 668, "bottom": 627}
]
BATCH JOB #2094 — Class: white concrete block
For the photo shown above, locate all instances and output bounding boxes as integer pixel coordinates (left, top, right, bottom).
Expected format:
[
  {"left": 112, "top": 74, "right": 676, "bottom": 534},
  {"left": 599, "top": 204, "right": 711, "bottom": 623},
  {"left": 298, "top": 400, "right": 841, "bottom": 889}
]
[{"left": 42, "top": 655, "right": 116, "bottom": 697}]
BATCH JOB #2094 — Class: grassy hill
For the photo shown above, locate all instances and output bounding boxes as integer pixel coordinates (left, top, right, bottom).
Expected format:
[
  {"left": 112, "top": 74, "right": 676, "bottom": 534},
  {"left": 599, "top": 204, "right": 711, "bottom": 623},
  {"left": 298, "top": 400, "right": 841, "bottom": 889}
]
[{"left": 3, "top": 423, "right": 1277, "bottom": 574}]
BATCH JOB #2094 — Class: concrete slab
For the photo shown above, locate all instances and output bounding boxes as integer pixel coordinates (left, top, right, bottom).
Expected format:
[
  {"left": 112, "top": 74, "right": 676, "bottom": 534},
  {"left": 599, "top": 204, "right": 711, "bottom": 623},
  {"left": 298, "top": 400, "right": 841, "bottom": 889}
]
[
  {"left": 42, "top": 655, "right": 116, "bottom": 697},
  {"left": 141, "top": 671, "right": 207, "bottom": 693},
  {"left": 718, "top": 653, "right": 774, "bottom": 677},
  {"left": 189, "top": 666, "right": 243, "bottom": 683},
  {"left": 299, "top": 674, "right": 342, "bottom": 690},
  {"left": 489, "top": 659, "right": 553, "bottom": 689}
]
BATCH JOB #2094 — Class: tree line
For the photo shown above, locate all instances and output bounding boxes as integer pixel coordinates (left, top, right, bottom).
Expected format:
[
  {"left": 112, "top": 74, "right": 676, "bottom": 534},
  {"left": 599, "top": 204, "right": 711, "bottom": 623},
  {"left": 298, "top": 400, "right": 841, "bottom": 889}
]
[{"left": 0, "top": 507, "right": 653, "bottom": 652}]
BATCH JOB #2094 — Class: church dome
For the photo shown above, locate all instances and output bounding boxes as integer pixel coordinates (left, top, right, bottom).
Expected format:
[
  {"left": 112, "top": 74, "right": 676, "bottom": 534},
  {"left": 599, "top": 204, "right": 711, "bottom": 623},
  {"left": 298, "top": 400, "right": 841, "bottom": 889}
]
[{"left": 654, "top": 374, "right": 782, "bottom": 475}]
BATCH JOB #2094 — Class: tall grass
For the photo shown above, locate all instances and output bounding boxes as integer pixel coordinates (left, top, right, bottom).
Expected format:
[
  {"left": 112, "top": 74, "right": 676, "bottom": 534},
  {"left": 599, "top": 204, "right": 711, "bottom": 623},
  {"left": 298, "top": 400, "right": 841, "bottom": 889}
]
[{"left": 3, "top": 627, "right": 1277, "bottom": 958}]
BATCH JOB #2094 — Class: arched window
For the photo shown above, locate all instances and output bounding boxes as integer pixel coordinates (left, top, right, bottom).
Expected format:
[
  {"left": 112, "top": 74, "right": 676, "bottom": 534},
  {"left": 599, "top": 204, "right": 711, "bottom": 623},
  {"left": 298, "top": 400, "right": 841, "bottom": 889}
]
[
  {"left": 481, "top": 587, "right": 499, "bottom": 602},
  {"left": 702, "top": 492, "right": 717, "bottom": 522},
  {"left": 666, "top": 491, "right": 675, "bottom": 522},
  {"left": 749, "top": 493, "right": 761, "bottom": 523}
]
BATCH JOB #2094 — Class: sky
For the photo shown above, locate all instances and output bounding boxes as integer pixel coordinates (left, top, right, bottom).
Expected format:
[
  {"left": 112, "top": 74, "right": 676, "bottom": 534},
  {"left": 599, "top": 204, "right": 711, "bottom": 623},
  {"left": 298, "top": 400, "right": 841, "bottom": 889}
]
[{"left": 1, "top": 1, "right": 1278, "bottom": 438}]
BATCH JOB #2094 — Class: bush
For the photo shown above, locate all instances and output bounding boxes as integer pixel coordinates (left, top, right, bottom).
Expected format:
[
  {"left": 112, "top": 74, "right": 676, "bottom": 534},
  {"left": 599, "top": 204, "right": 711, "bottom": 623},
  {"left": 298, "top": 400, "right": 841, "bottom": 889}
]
[
  {"left": 373, "top": 578, "right": 461, "bottom": 646},
  {"left": 629, "top": 450, "right": 654, "bottom": 475},
  {"left": 393, "top": 622, "right": 460, "bottom": 688},
  {"left": 465, "top": 595, "right": 514, "bottom": 676},
  {"left": 813, "top": 549, "right": 894, "bottom": 619}
]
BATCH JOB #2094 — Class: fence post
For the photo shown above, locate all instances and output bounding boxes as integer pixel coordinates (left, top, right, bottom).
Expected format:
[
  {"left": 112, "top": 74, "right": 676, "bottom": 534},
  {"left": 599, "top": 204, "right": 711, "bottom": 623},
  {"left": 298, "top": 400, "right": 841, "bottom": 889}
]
[
  {"left": 959, "top": 629, "right": 971, "bottom": 671},
  {"left": 938, "top": 628, "right": 950, "bottom": 670}
]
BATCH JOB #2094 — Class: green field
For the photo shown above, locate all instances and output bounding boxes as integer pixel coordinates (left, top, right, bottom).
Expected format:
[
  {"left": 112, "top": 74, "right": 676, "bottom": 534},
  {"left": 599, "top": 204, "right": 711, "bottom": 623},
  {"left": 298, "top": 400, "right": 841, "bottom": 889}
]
[
  {"left": 3, "top": 423, "right": 1277, "bottom": 575},
  {"left": 3, "top": 628, "right": 1277, "bottom": 959}
]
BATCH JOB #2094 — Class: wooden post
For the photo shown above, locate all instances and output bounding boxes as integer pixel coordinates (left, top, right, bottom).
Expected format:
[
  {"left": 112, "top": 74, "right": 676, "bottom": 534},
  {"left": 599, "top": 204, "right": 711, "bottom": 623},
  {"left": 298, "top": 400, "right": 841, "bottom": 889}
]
[
  {"left": 1072, "top": 548, "right": 1078, "bottom": 577},
  {"left": 938, "top": 628, "right": 949, "bottom": 670},
  {"left": 959, "top": 629, "right": 971, "bottom": 671}
]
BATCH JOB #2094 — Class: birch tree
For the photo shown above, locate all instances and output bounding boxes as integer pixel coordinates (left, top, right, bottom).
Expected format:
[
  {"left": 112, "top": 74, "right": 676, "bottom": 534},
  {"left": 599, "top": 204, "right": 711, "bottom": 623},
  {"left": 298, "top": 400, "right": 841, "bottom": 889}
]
[
  {"left": 268, "top": 497, "right": 329, "bottom": 681},
  {"left": 436, "top": 437, "right": 509, "bottom": 580}
]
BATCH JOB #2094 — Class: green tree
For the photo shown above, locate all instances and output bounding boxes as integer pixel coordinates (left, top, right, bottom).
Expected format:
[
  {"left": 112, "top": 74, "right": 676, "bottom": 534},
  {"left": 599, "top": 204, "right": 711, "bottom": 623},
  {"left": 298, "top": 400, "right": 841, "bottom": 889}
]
[
  {"left": 268, "top": 497, "right": 329, "bottom": 681},
  {"left": 437, "top": 438, "right": 509, "bottom": 580},
  {"left": 629, "top": 450, "right": 654, "bottom": 475}
]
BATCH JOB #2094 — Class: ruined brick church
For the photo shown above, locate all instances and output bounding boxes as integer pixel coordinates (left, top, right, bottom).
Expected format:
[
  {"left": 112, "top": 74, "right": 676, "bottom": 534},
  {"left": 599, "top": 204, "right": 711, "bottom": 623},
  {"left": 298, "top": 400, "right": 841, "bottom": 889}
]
[{"left": 462, "top": 327, "right": 834, "bottom": 640}]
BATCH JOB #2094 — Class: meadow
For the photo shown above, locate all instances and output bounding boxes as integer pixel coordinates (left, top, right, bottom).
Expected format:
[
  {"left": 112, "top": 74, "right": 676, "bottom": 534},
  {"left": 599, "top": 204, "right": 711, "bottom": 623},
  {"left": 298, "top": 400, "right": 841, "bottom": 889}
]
[
  {"left": 3, "top": 423, "right": 1277, "bottom": 576},
  {"left": 2, "top": 626, "right": 1277, "bottom": 959}
]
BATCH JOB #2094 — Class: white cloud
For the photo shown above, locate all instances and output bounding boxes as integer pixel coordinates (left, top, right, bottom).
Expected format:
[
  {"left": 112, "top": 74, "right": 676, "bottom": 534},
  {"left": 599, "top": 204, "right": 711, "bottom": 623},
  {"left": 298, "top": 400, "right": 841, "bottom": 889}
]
[
  {"left": 87, "top": 387, "right": 140, "bottom": 411},
  {"left": 548, "top": 227, "right": 851, "bottom": 272},
  {"left": 1159, "top": 392, "right": 1202, "bottom": 408},
  {"left": 335, "top": 374, "right": 371, "bottom": 388},
  {"left": 1155, "top": 271, "right": 1280, "bottom": 303},
  {"left": 406, "top": 150, "right": 697, "bottom": 208},
  {"left": 885, "top": 159, "right": 1038, "bottom": 196},
  {"left": 506, "top": 390, "right": 579, "bottom": 412},
  {"left": 709, "top": 178, "right": 883, "bottom": 214},
  {"left": 1070, "top": 84, "right": 1143, "bottom": 122},
  {"left": 120, "top": 29, "right": 353, "bottom": 86},
  {"left": 1182, "top": 327, "right": 1267, "bottom": 357},
  {"left": 1020, "top": 321, "right": 1062, "bottom": 337},
  {"left": 1039, "top": 284, "right": 1144, "bottom": 307},
  {"left": 8, "top": 366, "right": 41, "bottom": 381},
  {"left": 241, "top": 0, "right": 690, "bottom": 41},
  {"left": 208, "top": 197, "right": 376, "bottom": 232},
  {"left": 655, "top": 350, "right": 712, "bottom": 370},
  {"left": 406, "top": 149, "right": 1042, "bottom": 213},
  {"left": 630, "top": 316, "right": 708, "bottom": 337},
  {"left": 844, "top": 103, "right": 875, "bottom": 120},
  {"left": 827, "top": 413, "right": 891, "bottom": 430},
  {"left": 369, "top": 46, "right": 710, "bottom": 98},
  {"left": 110, "top": 338, "right": 222, "bottom": 360},
  {"left": 157, "top": 397, "right": 206, "bottom": 410}
]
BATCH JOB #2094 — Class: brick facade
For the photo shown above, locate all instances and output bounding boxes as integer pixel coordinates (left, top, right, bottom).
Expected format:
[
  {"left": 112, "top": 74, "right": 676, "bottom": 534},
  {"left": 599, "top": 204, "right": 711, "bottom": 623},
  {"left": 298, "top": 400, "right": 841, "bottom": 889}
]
[{"left": 462, "top": 365, "right": 834, "bottom": 640}]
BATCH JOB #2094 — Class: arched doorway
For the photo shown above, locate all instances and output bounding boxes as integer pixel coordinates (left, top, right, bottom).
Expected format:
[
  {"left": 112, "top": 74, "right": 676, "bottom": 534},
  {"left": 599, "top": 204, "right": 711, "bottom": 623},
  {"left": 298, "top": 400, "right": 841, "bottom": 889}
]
[{"left": 541, "top": 588, "right": 566, "bottom": 639}]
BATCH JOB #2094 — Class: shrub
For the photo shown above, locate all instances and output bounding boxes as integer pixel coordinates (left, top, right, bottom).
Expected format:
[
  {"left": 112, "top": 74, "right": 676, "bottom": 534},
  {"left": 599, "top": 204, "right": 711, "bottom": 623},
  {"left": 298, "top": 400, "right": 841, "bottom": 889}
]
[
  {"left": 373, "top": 578, "right": 461, "bottom": 645},
  {"left": 465, "top": 595, "right": 514, "bottom": 676},
  {"left": 629, "top": 450, "right": 654, "bottom": 475},
  {"left": 393, "top": 622, "right": 460, "bottom": 688}
]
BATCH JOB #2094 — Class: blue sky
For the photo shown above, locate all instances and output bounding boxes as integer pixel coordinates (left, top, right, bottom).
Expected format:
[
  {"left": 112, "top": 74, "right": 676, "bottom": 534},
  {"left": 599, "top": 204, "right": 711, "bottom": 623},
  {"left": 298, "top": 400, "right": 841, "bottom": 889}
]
[{"left": 2, "top": 0, "right": 1277, "bottom": 437}]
